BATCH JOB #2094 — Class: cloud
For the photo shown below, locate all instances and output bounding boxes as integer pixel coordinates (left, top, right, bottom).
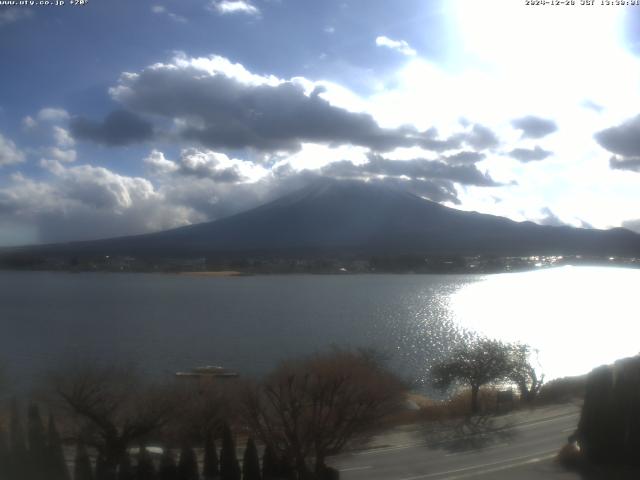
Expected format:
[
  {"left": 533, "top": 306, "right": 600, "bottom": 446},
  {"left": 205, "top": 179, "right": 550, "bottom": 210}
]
[
  {"left": 210, "top": 0, "right": 260, "bottom": 16},
  {"left": 0, "top": 163, "right": 198, "bottom": 243},
  {"left": 145, "top": 148, "right": 267, "bottom": 183},
  {"left": 443, "top": 151, "right": 485, "bottom": 164},
  {"left": 507, "top": 146, "right": 552, "bottom": 162},
  {"left": 417, "top": 127, "right": 463, "bottom": 152},
  {"left": 23, "top": 108, "right": 70, "bottom": 130},
  {"left": 0, "top": 8, "right": 32, "bottom": 27},
  {"left": 22, "top": 116, "right": 37, "bottom": 129},
  {"left": 0, "top": 138, "right": 500, "bottom": 243},
  {"left": 582, "top": 99, "right": 604, "bottom": 113},
  {"left": 109, "top": 54, "right": 498, "bottom": 154},
  {"left": 511, "top": 115, "right": 558, "bottom": 139},
  {"left": 52, "top": 126, "right": 75, "bottom": 148},
  {"left": 464, "top": 124, "right": 500, "bottom": 150},
  {"left": 70, "top": 110, "right": 154, "bottom": 146},
  {"left": 0, "top": 133, "right": 25, "bottom": 167},
  {"left": 37, "top": 108, "right": 70, "bottom": 123},
  {"left": 537, "top": 207, "right": 566, "bottom": 227},
  {"left": 272, "top": 161, "right": 461, "bottom": 204},
  {"left": 144, "top": 150, "right": 179, "bottom": 175},
  {"left": 41, "top": 147, "right": 77, "bottom": 164},
  {"left": 151, "top": 5, "right": 187, "bottom": 23},
  {"left": 375, "top": 36, "right": 417, "bottom": 57},
  {"left": 609, "top": 156, "right": 640, "bottom": 173},
  {"left": 622, "top": 218, "right": 640, "bottom": 234},
  {"left": 596, "top": 116, "right": 640, "bottom": 173},
  {"left": 320, "top": 153, "right": 500, "bottom": 188},
  {"left": 595, "top": 115, "right": 640, "bottom": 158}
]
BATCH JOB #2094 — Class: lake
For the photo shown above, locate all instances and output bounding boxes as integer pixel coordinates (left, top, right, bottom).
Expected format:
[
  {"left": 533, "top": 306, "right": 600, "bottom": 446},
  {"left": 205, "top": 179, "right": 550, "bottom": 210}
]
[{"left": 0, "top": 266, "right": 638, "bottom": 391}]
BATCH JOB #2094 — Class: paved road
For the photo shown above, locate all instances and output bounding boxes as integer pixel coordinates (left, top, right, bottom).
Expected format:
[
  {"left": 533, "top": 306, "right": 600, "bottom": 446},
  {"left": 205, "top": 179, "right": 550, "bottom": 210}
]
[{"left": 329, "top": 404, "right": 583, "bottom": 480}]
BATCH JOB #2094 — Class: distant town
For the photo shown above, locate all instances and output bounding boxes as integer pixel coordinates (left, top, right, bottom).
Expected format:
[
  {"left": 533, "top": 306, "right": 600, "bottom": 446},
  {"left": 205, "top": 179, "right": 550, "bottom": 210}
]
[{"left": 2, "top": 252, "right": 639, "bottom": 274}]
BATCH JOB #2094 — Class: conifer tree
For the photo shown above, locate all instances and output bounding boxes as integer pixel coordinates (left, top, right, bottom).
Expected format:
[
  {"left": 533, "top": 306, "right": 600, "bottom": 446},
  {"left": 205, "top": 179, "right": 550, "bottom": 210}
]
[
  {"left": 136, "top": 446, "right": 157, "bottom": 480},
  {"left": 47, "top": 415, "right": 70, "bottom": 480},
  {"left": 27, "top": 403, "right": 47, "bottom": 479},
  {"left": 158, "top": 449, "right": 178, "bottom": 480},
  {"left": 9, "top": 398, "right": 28, "bottom": 479},
  {"left": 177, "top": 444, "right": 199, "bottom": 480},
  {"left": 74, "top": 442, "right": 94, "bottom": 480},
  {"left": 241, "top": 438, "right": 261, "bottom": 480},
  {"left": 260, "top": 445, "right": 277, "bottom": 480},
  {"left": 277, "top": 456, "right": 294, "bottom": 480},
  {"left": 0, "top": 424, "right": 9, "bottom": 480},
  {"left": 219, "top": 424, "right": 240, "bottom": 480},
  {"left": 117, "top": 453, "right": 135, "bottom": 480},
  {"left": 202, "top": 435, "right": 219, "bottom": 480},
  {"left": 95, "top": 455, "right": 109, "bottom": 480}
]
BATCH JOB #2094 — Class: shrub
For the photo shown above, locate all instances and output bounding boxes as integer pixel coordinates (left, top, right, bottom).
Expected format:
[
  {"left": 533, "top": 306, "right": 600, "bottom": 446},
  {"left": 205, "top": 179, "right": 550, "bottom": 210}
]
[
  {"left": 241, "top": 438, "right": 261, "bottom": 480},
  {"left": 47, "top": 414, "right": 70, "bottom": 480},
  {"left": 220, "top": 424, "right": 240, "bottom": 480},
  {"left": 177, "top": 445, "right": 199, "bottom": 480},
  {"left": 203, "top": 435, "right": 220, "bottom": 480},
  {"left": 74, "top": 442, "right": 94, "bottom": 480},
  {"left": 158, "top": 449, "right": 178, "bottom": 480}
]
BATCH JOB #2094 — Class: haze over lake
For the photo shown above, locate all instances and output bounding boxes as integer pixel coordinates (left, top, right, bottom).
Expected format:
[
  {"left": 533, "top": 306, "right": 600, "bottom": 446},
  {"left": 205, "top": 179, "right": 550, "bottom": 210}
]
[{"left": 1, "top": 266, "right": 637, "bottom": 390}]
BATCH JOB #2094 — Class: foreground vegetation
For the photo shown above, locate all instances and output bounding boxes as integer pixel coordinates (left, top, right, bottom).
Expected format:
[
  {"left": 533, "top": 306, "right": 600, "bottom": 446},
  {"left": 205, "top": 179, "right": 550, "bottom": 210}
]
[
  {"left": 0, "top": 349, "right": 405, "bottom": 480},
  {"left": 0, "top": 334, "right": 560, "bottom": 480}
]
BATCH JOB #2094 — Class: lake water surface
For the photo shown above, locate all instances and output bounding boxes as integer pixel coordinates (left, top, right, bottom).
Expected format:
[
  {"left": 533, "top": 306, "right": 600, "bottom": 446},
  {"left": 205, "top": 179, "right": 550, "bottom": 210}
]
[{"left": 0, "top": 266, "right": 637, "bottom": 389}]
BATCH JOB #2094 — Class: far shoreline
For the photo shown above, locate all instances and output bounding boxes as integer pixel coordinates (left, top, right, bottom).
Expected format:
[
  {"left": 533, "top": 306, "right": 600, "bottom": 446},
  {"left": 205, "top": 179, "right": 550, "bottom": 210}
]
[
  {"left": 178, "top": 270, "right": 246, "bottom": 277},
  {"left": 1, "top": 262, "right": 640, "bottom": 277}
]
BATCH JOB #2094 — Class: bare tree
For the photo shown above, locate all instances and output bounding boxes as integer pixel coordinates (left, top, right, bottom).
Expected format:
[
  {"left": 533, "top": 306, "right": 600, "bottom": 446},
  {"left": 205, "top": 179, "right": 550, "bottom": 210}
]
[
  {"left": 506, "top": 343, "right": 544, "bottom": 403},
  {"left": 167, "top": 379, "right": 236, "bottom": 445},
  {"left": 50, "top": 363, "right": 177, "bottom": 475},
  {"left": 431, "top": 336, "right": 512, "bottom": 414},
  {"left": 243, "top": 348, "right": 404, "bottom": 479}
]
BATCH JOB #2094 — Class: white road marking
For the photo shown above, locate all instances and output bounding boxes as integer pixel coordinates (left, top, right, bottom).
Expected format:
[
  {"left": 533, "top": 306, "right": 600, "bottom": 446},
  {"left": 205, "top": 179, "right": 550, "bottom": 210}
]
[
  {"left": 444, "top": 443, "right": 509, "bottom": 457},
  {"left": 338, "top": 465, "right": 372, "bottom": 472},
  {"left": 397, "top": 449, "right": 558, "bottom": 480},
  {"left": 517, "top": 413, "right": 579, "bottom": 430},
  {"left": 355, "top": 443, "right": 426, "bottom": 456}
]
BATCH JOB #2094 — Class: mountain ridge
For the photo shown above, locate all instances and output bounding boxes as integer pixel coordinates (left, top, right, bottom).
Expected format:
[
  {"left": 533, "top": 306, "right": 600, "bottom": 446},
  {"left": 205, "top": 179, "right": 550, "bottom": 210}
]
[{"left": 4, "top": 180, "right": 640, "bottom": 260}]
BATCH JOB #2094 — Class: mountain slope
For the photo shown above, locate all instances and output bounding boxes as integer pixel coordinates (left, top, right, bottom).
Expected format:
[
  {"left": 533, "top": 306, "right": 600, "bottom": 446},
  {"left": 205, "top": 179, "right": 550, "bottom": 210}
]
[{"left": 11, "top": 181, "right": 640, "bottom": 258}]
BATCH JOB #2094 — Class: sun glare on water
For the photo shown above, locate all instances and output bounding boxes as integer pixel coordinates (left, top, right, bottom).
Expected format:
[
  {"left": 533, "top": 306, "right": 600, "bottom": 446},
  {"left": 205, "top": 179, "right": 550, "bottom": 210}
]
[{"left": 448, "top": 266, "right": 640, "bottom": 380}]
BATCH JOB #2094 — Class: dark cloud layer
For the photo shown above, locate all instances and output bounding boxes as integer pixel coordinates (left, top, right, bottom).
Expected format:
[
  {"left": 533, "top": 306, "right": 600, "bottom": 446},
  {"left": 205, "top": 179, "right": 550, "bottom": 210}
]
[
  {"left": 443, "top": 151, "right": 485, "bottom": 164},
  {"left": 313, "top": 153, "right": 500, "bottom": 204},
  {"left": 511, "top": 115, "right": 558, "bottom": 139},
  {"left": 322, "top": 154, "right": 500, "bottom": 187},
  {"left": 70, "top": 110, "right": 154, "bottom": 146},
  {"left": 109, "top": 58, "right": 500, "bottom": 154},
  {"left": 595, "top": 115, "right": 640, "bottom": 158},
  {"left": 609, "top": 156, "right": 640, "bottom": 172},
  {"left": 113, "top": 65, "right": 414, "bottom": 151},
  {"left": 464, "top": 124, "right": 500, "bottom": 150},
  {"left": 508, "top": 146, "right": 552, "bottom": 162},
  {"left": 179, "top": 163, "right": 243, "bottom": 182}
]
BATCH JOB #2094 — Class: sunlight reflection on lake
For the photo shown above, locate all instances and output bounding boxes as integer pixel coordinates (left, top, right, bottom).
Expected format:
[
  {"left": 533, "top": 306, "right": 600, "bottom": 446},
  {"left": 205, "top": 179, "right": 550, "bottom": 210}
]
[
  {"left": 0, "top": 267, "right": 637, "bottom": 389},
  {"left": 448, "top": 266, "right": 640, "bottom": 380}
]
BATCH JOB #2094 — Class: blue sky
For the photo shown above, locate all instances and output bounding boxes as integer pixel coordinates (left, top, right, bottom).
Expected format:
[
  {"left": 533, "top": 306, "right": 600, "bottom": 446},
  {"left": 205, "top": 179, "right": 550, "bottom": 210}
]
[{"left": 1, "top": 0, "right": 640, "bottom": 245}]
